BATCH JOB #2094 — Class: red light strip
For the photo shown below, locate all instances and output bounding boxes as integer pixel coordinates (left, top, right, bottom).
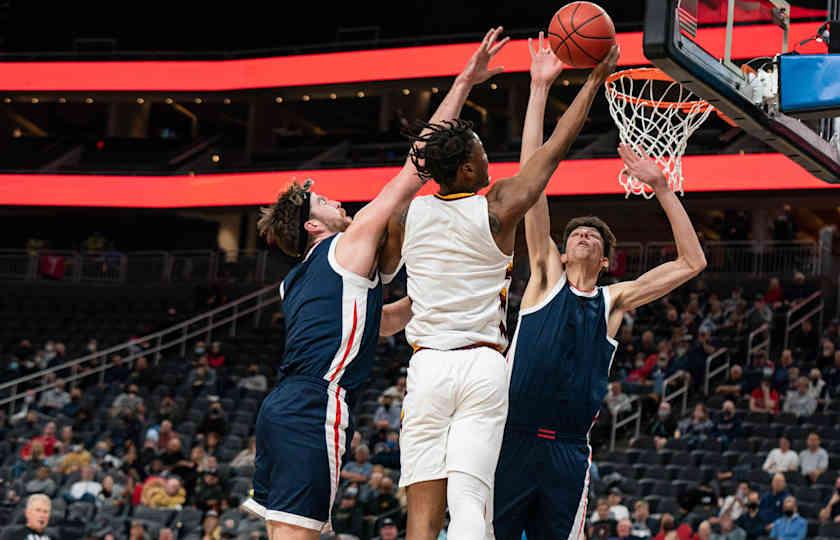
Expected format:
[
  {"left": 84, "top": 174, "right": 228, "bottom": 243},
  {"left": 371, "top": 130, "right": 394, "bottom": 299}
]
[
  {"left": 0, "top": 23, "right": 824, "bottom": 92},
  {"left": 0, "top": 154, "right": 834, "bottom": 208}
]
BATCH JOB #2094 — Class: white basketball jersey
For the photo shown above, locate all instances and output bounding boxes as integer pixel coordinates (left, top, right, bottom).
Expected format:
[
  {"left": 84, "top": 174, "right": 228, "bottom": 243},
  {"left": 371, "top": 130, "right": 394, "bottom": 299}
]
[{"left": 402, "top": 193, "right": 513, "bottom": 351}]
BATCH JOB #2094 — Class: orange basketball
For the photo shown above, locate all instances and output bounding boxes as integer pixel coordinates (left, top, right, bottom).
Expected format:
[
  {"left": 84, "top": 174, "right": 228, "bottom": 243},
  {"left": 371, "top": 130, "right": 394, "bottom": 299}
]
[{"left": 548, "top": 2, "right": 616, "bottom": 68}]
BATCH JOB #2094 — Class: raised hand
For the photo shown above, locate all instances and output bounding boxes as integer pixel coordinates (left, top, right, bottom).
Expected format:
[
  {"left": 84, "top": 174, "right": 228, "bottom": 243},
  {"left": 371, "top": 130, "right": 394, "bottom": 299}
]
[
  {"left": 590, "top": 43, "right": 620, "bottom": 85},
  {"left": 618, "top": 143, "right": 667, "bottom": 191},
  {"left": 458, "top": 26, "right": 510, "bottom": 86},
  {"left": 528, "top": 31, "right": 564, "bottom": 86}
]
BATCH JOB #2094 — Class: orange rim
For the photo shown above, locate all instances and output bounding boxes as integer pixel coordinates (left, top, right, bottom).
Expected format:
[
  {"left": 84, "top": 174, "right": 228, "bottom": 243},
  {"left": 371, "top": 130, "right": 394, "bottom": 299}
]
[{"left": 605, "top": 67, "right": 715, "bottom": 113}]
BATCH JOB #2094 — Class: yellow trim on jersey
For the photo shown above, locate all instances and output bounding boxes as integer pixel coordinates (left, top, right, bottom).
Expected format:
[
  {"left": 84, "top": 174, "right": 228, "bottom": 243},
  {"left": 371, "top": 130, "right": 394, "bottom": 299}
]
[{"left": 434, "top": 192, "right": 476, "bottom": 201}]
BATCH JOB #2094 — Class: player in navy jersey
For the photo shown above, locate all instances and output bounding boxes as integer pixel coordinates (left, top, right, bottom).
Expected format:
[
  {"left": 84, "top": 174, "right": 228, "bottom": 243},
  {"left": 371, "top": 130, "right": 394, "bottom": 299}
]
[
  {"left": 240, "top": 28, "right": 510, "bottom": 540},
  {"left": 490, "top": 34, "right": 708, "bottom": 540}
]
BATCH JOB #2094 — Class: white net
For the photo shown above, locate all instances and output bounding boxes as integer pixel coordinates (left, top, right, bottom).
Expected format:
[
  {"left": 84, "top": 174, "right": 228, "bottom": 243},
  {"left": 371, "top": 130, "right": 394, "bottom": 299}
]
[{"left": 605, "top": 69, "right": 715, "bottom": 198}]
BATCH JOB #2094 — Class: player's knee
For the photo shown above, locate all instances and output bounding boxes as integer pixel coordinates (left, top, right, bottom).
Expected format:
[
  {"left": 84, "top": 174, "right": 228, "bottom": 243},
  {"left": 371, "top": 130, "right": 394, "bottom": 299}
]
[{"left": 446, "top": 471, "right": 490, "bottom": 539}]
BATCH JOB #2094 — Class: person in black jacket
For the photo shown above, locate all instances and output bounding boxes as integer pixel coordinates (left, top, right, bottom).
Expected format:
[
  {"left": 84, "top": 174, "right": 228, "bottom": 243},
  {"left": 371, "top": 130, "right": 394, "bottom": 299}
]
[
  {"left": 736, "top": 491, "right": 766, "bottom": 540},
  {"left": 647, "top": 401, "right": 678, "bottom": 450},
  {"left": 712, "top": 400, "right": 742, "bottom": 450}
]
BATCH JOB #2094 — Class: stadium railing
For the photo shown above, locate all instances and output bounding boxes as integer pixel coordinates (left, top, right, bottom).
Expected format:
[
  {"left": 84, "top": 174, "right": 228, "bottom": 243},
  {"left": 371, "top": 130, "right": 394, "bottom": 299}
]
[
  {"left": 610, "top": 395, "right": 642, "bottom": 451},
  {"left": 0, "top": 281, "right": 282, "bottom": 414},
  {"left": 782, "top": 291, "right": 824, "bottom": 350},
  {"left": 704, "top": 348, "right": 730, "bottom": 396},
  {"left": 747, "top": 323, "right": 771, "bottom": 362},
  {"left": 662, "top": 371, "right": 689, "bottom": 415}
]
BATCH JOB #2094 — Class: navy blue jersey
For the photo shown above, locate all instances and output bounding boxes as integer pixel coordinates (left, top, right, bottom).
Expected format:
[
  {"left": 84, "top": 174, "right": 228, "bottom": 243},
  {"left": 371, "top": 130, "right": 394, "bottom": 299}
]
[
  {"left": 279, "top": 233, "right": 383, "bottom": 393},
  {"left": 506, "top": 274, "right": 617, "bottom": 438}
]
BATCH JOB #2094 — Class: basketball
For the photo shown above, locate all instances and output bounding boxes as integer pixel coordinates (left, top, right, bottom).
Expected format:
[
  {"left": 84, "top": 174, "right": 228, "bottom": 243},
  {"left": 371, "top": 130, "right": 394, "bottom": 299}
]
[{"left": 548, "top": 2, "right": 616, "bottom": 68}]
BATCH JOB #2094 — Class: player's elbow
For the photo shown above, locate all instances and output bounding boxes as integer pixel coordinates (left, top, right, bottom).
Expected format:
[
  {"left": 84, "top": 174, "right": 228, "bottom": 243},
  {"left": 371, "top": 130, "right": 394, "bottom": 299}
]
[{"left": 682, "top": 253, "right": 707, "bottom": 275}]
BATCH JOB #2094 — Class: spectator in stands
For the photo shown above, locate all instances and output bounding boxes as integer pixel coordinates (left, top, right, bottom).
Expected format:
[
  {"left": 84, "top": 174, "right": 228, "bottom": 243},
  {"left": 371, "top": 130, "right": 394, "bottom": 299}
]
[
  {"left": 59, "top": 443, "right": 91, "bottom": 474},
  {"left": 746, "top": 295, "right": 772, "bottom": 332},
  {"left": 141, "top": 476, "right": 186, "bottom": 509},
  {"left": 160, "top": 438, "right": 185, "bottom": 471},
  {"left": 21, "top": 494, "right": 51, "bottom": 540},
  {"left": 156, "top": 394, "right": 177, "bottom": 423},
  {"left": 750, "top": 375, "right": 780, "bottom": 415},
  {"left": 98, "top": 474, "right": 126, "bottom": 510},
  {"left": 818, "top": 476, "right": 840, "bottom": 524},
  {"left": 333, "top": 486, "right": 364, "bottom": 538},
  {"left": 737, "top": 490, "right": 766, "bottom": 540},
  {"left": 792, "top": 318, "right": 818, "bottom": 361},
  {"left": 111, "top": 384, "right": 143, "bottom": 417},
  {"left": 207, "top": 341, "right": 225, "bottom": 369},
  {"left": 364, "top": 475, "right": 400, "bottom": 517},
  {"left": 37, "top": 380, "right": 70, "bottom": 413},
  {"left": 716, "top": 365, "right": 746, "bottom": 397},
  {"left": 648, "top": 401, "right": 678, "bottom": 450},
  {"left": 783, "top": 377, "right": 817, "bottom": 417},
  {"left": 696, "top": 521, "right": 712, "bottom": 540},
  {"left": 341, "top": 444, "right": 373, "bottom": 484},
  {"left": 128, "top": 520, "right": 147, "bottom": 540},
  {"left": 376, "top": 517, "right": 399, "bottom": 540},
  {"left": 763, "top": 437, "right": 799, "bottom": 475},
  {"left": 65, "top": 464, "right": 102, "bottom": 503},
  {"left": 720, "top": 482, "right": 751, "bottom": 521},
  {"left": 187, "top": 357, "right": 217, "bottom": 391},
  {"left": 763, "top": 277, "right": 784, "bottom": 307},
  {"left": 591, "top": 498, "right": 618, "bottom": 539},
  {"left": 759, "top": 474, "right": 790, "bottom": 526},
  {"left": 198, "top": 398, "right": 227, "bottom": 438},
  {"left": 769, "top": 496, "right": 806, "bottom": 540},
  {"left": 19, "top": 422, "right": 57, "bottom": 460},
  {"left": 713, "top": 514, "right": 747, "bottom": 540},
  {"left": 632, "top": 500, "right": 656, "bottom": 539},
  {"left": 105, "top": 355, "right": 130, "bottom": 385},
  {"left": 608, "top": 487, "right": 630, "bottom": 521},
  {"left": 702, "top": 296, "right": 725, "bottom": 335},
  {"left": 678, "top": 480, "right": 716, "bottom": 515},
  {"left": 610, "top": 519, "right": 634, "bottom": 540},
  {"left": 155, "top": 420, "right": 179, "bottom": 452},
  {"left": 371, "top": 430, "right": 400, "bottom": 469},
  {"left": 652, "top": 513, "right": 693, "bottom": 540},
  {"left": 237, "top": 363, "right": 267, "bottom": 393},
  {"left": 686, "top": 327, "right": 718, "bottom": 388},
  {"left": 24, "top": 466, "right": 56, "bottom": 497},
  {"left": 128, "top": 356, "right": 160, "bottom": 391},
  {"left": 605, "top": 382, "right": 633, "bottom": 417},
  {"left": 772, "top": 350, "right": 795, "bottom": 394},
  {"left": 230, "top": 436, "right": 256, "bottom": 469},
  {"left": 827, "top": 350, "right": 840, "bottom": 397},
  {"left": 194, "top": 468, "right": 225, "bottom": 512},
  {"left": 60, "top": 387, "right": 83, "bottom": 419},
  {"left": 197, "top": 510, "right": 221, "bottom": 540},
  {"left": 799, "top": 432, "right": 829, "bottom": 483},
  {"left": 360, "top": 469, "right": 383, "bottom": 504},
  {"left": 374, "top": 388, "right": 402, "bottom": 431},
  {"left": 713, "top": 400, "right": 742, "bottom": 449},
  {"left": 817, "top": 339, "right": 837, "bottom": 371},
  {"left": 676, "top": 403, "right": 714, "bottom": 450}
]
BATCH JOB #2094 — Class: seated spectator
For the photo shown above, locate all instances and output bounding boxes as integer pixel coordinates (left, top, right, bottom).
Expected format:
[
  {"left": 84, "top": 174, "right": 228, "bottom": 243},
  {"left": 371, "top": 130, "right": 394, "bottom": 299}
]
[
  {"left": 676, "top": 403, "right": 714, "bottom": 449},
  {"left": 817, "top": 338, "right": 836, "bottom": 371},
  {"left": 591, "top": 498, "right": 618, "bottom": 539},
  {"left": 111, "top": 384, "right": 144, "bottom": 417},
  {"left": 359, "top": 469, "right": 383, "bottom": 504},
  {"left": 783, "top": 377, "right": 817, "bottom": 418},
  {"left": 160, "top": 438, "right": 186, "bottom": 470},
  {"left": 610, "top": 519, "right": 634, "bottom": 540},
  {"left": 764, "top": 277, "right": 784, "bottom": 305},
  {"left": 720, "top": 482, "right": 751, "bottom": 521},
  {"left": 333, "top": 486, "right": 364, "bottom": 538},
  {"left": 60, "top": 387, "right": 83, "bottom": 418},
  {"left": 25, "top": 466, "right": 56, "bottom": 497},
  {"left": 341, "top": 445, "right": 373, "bottom": 484},
  {"left": 746, "top": 295, "right": 772, "bottom": 332},
  {"left": 715, "top": 365, "right": 746, "bottom": 397},
  {"left": 826, "top": 350, "right": 840, "bottom": 397},
  {"left": 187, "top": 357, "right": 217, "bottom": 390},
  {"left": 608, "top": 487, "right": 630, "bottom": 521},
  {"left": 386, "top": 375, "right": 407, "bottom": 402},
  {"left": 376, "top": 517, "right": 399, "bottom": 540},
  {"left": 194, "top": 468, "right": 225, "bottom": 512},
  {"left": 807, "top": 368, "right": 827, "bottom": 402},
  {"left": 648, "top": 401, "right": 678, "bottom": 450},
  {"left": 769, "top": 496, "right": 806, "bottom": 540},
  {"left": 22, "top": 494, "right": 52, "bottom": 540},
  {"left": 632, "top": 500, "right": 656, "bottom": 539},
  {"left": 155, "top": 420, "right": 179, "bottom": 453},
  {"left": 763, "top": 437, "right": 799, "bottom": 475},
  {"left": 364, "top": 475, "right": 400, "bottom": 517},
  {"left": 374, "top": 388, "right": 402, "bottom": 431},
  {"left": 207, "top": 342, "right": 225, "bottom": 369},
  {"left": 201, "top": 431, "right": 221, "bottom": 458},
  {"left": 91, "top": 440, "right": 122, "bottom": 471},
  {"left": 129, "top": 520, "right": 148, "bottom": 540},
  {"left": 98, "top": 474, "right": 126, "bottom": 509},
  {"left": 696, "top": 521, "right": 712, "bottom": 540},
  {"left": 737, "top": 491, "right": 766, "bottom": 540},
  {"left": 230, "top": 436, "right": 256, "bottom": 469},
  {"left": 37, "top": 380, "right": 70, "bottom": 413},
  {"left": 128, "top": 356, "right": 160, "bottom": 391},
  {"left": 818, "top": 476, "right": 840, "bottom": 524},
  {"left": 156, "top": 395, "right": 177, "bottom": 422},
  {"left": 198, "top": 399, "right": 227, "bottom": 438},
  {"left": 65, "top": 464, "right": 102, "bottom": 503},
  {"left": 605, "top": 382, "right": 633, "bottom": 417},
  {"left": 713, "top": 400, "right": 742, "bottom": 448},
  {"left": 759, "top": 474, "right": 790, "bottom": 526},
  {"left": 19, "top": 422, "right": 58, "bottom": 460},
  {"left": 141, "top": 476, "right": 186, "bottom": 509},
  {"left": 750, "top": 376, "right": 780, "bottom": 415},
  {"left": 194, "top": 509, "right": 221, "bottom": 540},
  {"left": 678, "top": 480, "right": 716, "bottom": 515},
  {"left": 652, "top": 513, "right": 693, "bottom": 540},
  {"left": 712, "top": 514, "right": 747, "bottom": 540},
  {"left": 371, "top": 430, "right": 400, "bottom": 469},
  {"left": 799, "top": 432, "right": 828, "bottom": 483},
  {"left": 237, "top": 363, "right": 267, "bottom": 393},
  {"left": 772, "top": 350, "right": 795, "bottom": 394}
]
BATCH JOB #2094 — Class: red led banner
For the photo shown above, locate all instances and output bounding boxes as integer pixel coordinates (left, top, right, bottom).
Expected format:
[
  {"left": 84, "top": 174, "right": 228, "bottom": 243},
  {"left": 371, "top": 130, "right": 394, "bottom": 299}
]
[
  {"left": 0, "top": 24, "right": 825, "bottom": 92},
  {"left": 0, "top": 154, "right": 834, "bottom": 208}
]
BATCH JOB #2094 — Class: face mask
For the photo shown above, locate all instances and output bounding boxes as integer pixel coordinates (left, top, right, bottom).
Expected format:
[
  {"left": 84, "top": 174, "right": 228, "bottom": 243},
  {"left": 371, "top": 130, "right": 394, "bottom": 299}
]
[
  {"left": 195, "top": 347, "right": 205, "bottom": 355},
  {"left": 747, "top": 503, "right": 758, "bottom": 510},
  {"left": 784, "top": 509, "right": 794, "bottom": 517},
  {"left": 763, "top": 368, "right": 774, "bottom": 377},
  {"left": 658, "top": 411, "right": 669, "bottom": 419}
]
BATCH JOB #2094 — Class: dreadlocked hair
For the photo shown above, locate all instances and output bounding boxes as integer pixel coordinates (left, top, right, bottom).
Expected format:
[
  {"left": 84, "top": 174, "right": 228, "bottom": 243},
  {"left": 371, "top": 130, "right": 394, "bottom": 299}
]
[
  {"left": 257, "top": 180, "right": 310, "bottom": 257},
  {"left": 404, "top": 119, "right": 476, "bottom": 187}
]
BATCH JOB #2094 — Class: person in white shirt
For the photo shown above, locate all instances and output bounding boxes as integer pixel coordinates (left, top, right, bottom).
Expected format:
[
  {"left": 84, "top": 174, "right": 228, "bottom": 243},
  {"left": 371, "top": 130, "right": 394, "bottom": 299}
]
[
  {"left": 605, "top": 382, "right": 633, "bottom": 417},
  {"left": 783, "top": 377, "right": 817, "bottom": 417},
  {"left": 720, "top": 481, "right": 751, "bottom": 521},
  {"left": 65, "top": 465, "right": 102, "bottom": 503},
  {"left": 608, "top": 487, "right": 631, "bottom": 521},
  {"left": 799, "top": 432, "right": 829, "bottom": 483},
  {"left": 763, "top": 436, "right": 799, "bottom": 475}
]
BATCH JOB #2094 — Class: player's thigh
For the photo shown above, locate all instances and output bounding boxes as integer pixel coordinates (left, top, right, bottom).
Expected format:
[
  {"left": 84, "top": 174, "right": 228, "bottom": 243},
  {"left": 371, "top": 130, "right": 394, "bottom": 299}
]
[
  {"left": 266, "top": 520, "right": 319, "bottom": 540},
  {"left": 447, "top": 348, "right": 508, "bottom": 485},
  {"left": 533, "top": 443, "right": 591, "bottom": 539},
  {"left": 492, "top": 434, "right": 539, "bottom": 540},
  {"left": 406, "top": 478, "right": 448, "bottom": 538}
]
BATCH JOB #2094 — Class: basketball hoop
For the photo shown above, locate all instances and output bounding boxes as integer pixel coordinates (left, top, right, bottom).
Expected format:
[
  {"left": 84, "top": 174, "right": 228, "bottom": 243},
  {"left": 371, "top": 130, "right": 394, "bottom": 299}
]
[{"left": 605, "top": 68, "right": 716, "bottom": 198}]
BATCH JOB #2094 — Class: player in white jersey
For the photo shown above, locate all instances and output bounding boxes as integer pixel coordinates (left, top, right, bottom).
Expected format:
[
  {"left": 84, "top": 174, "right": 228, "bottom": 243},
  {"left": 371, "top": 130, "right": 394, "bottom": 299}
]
[{"left": 379, "top": 42, "right": 620, "bottom": 540}]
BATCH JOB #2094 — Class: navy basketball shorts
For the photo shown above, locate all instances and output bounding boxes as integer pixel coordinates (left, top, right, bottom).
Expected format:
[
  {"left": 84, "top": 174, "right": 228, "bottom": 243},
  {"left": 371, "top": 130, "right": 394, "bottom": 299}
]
[
  {"left": 241, "top": 375, "right": 351, "bottom": 531},
  {"left": 492, "top": 428, "right": 592, "bottom": 540}
]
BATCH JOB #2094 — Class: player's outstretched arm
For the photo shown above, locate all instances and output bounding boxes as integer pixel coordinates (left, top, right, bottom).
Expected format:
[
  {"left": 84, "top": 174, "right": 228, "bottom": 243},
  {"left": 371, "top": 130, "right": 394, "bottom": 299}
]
[
  {"left": 486, "top": 45, "right": 619, "bottom": 253},
  {"left": 609, "top": 144, "right": 707, "bottom": 312},
  {"left": 520, "top": 33, "right": 564, "bottom": 305},
  {"left": 380, "top": 296, "right": 413, "bottom": 337},
  {"left": 378, "top": 27, "right": 510, "bottom": 275}
]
